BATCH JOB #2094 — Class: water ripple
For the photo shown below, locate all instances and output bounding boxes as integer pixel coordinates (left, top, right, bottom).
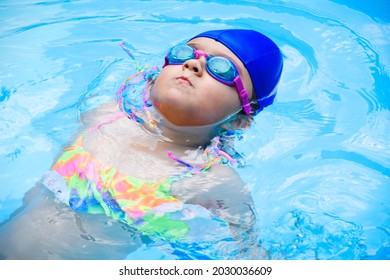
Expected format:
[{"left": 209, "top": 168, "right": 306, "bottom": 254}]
[
  {"left": 0, "top": 15, "right": 123, "bottom": 39},
  {"left": 0, "top": 86, "right": 12, "bottom": 103},
  {"left": 321, "top": 150, "right": 390, "bottom": 177}
]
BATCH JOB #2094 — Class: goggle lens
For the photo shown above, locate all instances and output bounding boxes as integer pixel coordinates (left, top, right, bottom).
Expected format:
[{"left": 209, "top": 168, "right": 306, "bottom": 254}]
[
  {"left": 167, "top": 45, "right": 194, "bottom": 64},
  {"left": 207, "top": 56, "right": 237, "bottom": 84},
  {"left": 166, "top": 45, "right": 237, "bottom": 84}
]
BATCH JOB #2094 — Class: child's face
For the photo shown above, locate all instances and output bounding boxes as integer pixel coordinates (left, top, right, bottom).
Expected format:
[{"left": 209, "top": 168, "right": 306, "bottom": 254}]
[{"left": 150, "top": 37, "right": 254, "bottom": 126}]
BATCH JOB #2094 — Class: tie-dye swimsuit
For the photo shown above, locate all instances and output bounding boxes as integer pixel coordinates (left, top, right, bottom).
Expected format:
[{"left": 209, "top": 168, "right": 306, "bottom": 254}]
[{"left": 43, "top": 117, "right": 231, "bottom": 241}]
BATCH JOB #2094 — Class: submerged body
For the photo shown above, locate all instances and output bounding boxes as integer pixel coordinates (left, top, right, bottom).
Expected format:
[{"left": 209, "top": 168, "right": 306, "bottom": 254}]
[{"left": 0, "top": 102, "right": 255, "bottom": 259}]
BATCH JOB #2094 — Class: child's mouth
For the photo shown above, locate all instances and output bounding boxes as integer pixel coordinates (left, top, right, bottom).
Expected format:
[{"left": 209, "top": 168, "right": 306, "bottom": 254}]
[{"left": 177, "top": 76, "right": 192, "bottom": 86}]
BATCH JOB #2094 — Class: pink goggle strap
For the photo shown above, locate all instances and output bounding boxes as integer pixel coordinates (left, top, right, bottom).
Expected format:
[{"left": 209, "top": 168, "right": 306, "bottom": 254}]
[
  {"left": 234, "top": 76, "right": 251, "bottom": 115},
  {"left": 195, "top": 49, "right": 251, "bottom": 114}
]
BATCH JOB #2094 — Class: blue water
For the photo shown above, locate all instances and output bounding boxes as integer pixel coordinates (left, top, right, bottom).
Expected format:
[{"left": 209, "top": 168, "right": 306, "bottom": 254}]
[{"left": 0, "top": 0, "right": 389, "bottom": 259}]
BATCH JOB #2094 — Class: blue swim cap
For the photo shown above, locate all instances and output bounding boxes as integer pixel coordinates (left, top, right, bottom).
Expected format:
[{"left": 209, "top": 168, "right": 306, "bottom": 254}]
[{"left": 190, "top": 29, "right": 283, "bottom": 112}]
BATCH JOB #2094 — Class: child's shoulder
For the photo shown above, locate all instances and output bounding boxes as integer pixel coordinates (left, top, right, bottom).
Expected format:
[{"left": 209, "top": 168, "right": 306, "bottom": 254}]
[{"left": 80, "top": 101, "right": 120, "bottom": 128}]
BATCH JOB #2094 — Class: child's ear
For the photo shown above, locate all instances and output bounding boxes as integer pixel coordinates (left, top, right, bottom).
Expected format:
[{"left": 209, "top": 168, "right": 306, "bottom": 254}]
[{"left": 221, "top": 113, "right": 254, "bottom": 132}]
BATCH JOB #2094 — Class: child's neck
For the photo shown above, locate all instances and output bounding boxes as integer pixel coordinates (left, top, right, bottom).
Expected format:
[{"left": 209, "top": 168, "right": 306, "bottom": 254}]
[
  {"left": 137, "top": 106, "right": 220, "bottom": 148},
  {"left": 156, "top": 117, "right": 220, "bottom": 148}
]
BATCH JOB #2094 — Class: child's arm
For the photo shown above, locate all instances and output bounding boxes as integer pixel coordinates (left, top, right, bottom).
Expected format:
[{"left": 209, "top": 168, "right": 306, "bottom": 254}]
[
  {"left": 176, "top": 165, "right": 264, "bottom": 257},
  {"left": 172, "top": 164, "right": 256, "bottom": 235}
]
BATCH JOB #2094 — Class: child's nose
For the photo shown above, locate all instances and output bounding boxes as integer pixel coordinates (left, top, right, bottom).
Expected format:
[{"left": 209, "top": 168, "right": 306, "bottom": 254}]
[{"left": 182, "top": 57, "right": 205, "bottom": 76}]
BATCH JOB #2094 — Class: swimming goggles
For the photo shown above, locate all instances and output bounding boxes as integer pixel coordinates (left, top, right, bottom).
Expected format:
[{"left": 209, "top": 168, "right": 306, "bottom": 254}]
[{"left": 163, "top": 44, "right": 252, "bottom": 115}]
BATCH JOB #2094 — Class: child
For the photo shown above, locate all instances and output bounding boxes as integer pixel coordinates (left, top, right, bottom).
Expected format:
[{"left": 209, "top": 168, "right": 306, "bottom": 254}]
[{"left": 0, "top": 29, "right": 283, "bottom": 259}]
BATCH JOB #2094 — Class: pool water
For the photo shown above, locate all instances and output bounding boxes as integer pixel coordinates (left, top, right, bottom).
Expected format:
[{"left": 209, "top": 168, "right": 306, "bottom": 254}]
[{"left": 0, "top": 0, "right": 389, "bottom": 260}]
